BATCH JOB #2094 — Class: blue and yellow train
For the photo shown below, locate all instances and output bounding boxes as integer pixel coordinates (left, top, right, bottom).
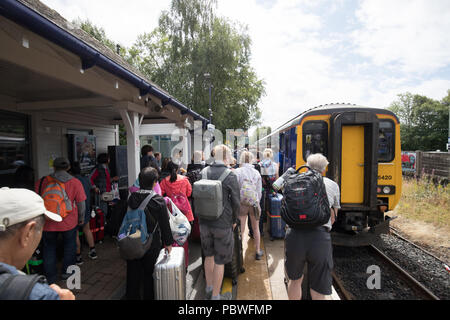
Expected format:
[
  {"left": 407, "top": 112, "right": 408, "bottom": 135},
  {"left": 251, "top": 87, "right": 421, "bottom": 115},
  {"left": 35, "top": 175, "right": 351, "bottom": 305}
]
[{"left": 257, "top": 103, "right": 402, "bottom": 246}]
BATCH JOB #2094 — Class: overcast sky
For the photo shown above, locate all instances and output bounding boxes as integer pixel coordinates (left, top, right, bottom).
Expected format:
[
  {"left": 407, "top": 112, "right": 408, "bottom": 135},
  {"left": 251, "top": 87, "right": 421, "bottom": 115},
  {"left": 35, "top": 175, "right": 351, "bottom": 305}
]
[{"left": 41, "top": 0, "right": 450, "bottom": 132}]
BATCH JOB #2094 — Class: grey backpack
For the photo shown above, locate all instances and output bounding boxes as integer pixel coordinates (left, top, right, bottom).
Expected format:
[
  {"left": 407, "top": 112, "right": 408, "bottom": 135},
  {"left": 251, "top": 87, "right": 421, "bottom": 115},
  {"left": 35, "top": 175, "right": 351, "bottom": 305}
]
[{"left": 192, "top": 167, "right": 231, "bottom": 220}]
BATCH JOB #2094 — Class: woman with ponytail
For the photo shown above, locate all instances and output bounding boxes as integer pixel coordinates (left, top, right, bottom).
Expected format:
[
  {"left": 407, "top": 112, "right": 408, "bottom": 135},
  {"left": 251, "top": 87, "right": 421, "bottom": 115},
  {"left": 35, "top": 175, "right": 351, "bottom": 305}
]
[
  {"left": 160, "top": 161, "right": 193, "bottom": 221},
  {"left": 160, "top": 161, "right": 193, "bottom": 268}
]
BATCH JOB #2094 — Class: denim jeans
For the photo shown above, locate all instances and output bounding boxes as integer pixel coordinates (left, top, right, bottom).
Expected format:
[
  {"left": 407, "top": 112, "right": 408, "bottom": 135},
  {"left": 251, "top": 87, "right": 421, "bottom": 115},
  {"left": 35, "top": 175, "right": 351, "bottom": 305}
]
[{"left": 42, "top": 227, "right": 77, "bottom": 284}]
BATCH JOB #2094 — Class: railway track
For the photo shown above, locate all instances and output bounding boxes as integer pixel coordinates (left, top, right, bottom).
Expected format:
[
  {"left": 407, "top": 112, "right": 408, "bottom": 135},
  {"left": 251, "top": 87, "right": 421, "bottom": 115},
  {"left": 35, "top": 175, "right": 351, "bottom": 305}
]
[
  {"left": 332, "top": 239, "right": 442, "bottom": 300},
  {"left": 367, "top": 244, "right": 439, "bottom": 300},
  {"left": 389, "top": 226, "right": 448, "bottom": 265}
]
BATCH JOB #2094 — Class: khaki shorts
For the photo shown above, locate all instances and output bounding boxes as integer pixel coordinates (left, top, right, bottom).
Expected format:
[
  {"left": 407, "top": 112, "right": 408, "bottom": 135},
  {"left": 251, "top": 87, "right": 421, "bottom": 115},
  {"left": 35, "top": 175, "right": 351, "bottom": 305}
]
[
  {"left": 239, "top": 204, "right": 261, "bottom": 219},
  {"left": 200, "top": 224, "right": 234, "bottom": 265}
]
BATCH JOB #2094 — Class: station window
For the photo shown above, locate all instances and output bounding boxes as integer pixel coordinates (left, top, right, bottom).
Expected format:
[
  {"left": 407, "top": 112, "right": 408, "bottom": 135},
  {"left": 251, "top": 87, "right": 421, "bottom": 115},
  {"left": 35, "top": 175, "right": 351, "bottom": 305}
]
[
  {"left": 378, "top": 120, "right": 395, "bottom": 162},
  {"left": 302, "top": 121, "right": 328, "bottom": 161},
  {"left": 0, "top": 111, "right": 31, "bottom": 187}
]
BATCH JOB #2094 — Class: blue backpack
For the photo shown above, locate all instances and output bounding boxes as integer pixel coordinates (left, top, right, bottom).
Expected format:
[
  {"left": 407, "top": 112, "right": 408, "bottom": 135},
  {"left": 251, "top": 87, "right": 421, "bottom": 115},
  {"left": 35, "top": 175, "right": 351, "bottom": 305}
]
[{"left": 117, "top": 191, "right": 158, "bottom": 260}]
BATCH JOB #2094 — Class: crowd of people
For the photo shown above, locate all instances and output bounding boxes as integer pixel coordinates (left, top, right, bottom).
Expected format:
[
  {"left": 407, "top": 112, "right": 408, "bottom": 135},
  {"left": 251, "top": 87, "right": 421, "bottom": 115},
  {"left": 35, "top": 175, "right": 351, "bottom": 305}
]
[{"left": 0, "top": 142, "right": 339, "bottom": 301}]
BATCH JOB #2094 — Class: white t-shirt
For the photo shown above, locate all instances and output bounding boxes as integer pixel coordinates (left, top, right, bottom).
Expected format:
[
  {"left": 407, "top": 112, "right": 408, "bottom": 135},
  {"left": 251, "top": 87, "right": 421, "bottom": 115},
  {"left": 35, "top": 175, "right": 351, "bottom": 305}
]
[{"left": 323, "top": 177, "right": 341, "bottom": 231}]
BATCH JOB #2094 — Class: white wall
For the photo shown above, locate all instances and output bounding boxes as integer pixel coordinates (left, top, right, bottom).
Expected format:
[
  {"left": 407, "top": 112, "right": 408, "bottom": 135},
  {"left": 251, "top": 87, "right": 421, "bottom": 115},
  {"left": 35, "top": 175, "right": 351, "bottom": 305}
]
[{"left": 34, "top": 112, "right": 118, "bottom": 178}]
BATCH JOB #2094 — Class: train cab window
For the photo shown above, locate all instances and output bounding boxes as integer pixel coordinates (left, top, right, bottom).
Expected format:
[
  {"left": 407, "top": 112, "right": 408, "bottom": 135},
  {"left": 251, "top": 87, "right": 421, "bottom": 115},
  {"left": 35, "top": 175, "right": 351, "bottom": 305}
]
[
  {"left": 302, "top": 121, "right": 328, "bottom": 161},
  {"left": 378, "top": 120, "right": 395, "bottom": 162}
]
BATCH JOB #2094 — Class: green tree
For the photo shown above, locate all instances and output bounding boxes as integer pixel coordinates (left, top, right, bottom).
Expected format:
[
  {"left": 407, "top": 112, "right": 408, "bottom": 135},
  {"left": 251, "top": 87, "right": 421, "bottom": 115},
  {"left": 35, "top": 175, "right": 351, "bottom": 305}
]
[
  {"left": 74, "top": 18, "right": 128, "bottom": 145},
  {"left": 128, "top": 0, "right": 265, "bottom": 133},
  {"left": 388, "top": 92, "right": 449, "bottom": 151}
]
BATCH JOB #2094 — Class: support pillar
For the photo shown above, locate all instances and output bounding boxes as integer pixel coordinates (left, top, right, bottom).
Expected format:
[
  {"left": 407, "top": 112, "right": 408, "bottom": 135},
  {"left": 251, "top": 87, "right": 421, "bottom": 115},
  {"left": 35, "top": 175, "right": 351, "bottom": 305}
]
[{"left": 119, "top": 109, "right": 140, "bottom": 187}]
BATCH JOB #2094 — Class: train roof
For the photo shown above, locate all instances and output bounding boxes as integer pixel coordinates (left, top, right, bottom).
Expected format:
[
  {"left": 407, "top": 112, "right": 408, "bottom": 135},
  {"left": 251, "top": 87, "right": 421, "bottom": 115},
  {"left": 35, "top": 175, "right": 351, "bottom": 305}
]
[{"left": 258, "top": 103, "right": 399, "bottom": 142}]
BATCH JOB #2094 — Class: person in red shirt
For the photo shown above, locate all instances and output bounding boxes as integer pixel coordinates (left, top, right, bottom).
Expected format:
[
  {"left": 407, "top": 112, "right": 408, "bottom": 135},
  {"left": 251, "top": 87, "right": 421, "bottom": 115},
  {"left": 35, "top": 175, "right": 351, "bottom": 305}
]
[
  {"left": 35, "top": 157, "right": 86, "bottom": 284},
  {"left": 160, "top": 161, "right": 193, "bottom": 268},
  {"left": 89, "top": 153, "right": 118, "bottom": 217}
]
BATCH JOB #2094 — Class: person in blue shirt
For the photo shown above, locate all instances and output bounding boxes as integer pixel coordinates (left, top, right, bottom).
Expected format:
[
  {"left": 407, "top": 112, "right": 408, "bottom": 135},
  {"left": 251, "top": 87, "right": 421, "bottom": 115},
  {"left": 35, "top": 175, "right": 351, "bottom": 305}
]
[{"left": 0, "top": 187, "right": 75, "bottom": 300}]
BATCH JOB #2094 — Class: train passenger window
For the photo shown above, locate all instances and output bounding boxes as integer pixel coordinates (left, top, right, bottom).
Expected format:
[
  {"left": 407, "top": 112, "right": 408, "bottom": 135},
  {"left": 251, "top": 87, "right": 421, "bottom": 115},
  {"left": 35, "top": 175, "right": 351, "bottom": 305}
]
[
  {"left": 378, "top": 120, "right": 395, "bottom": 162},
  {"left": 302, "top": 121, "right": 328, "bottom": 161}
]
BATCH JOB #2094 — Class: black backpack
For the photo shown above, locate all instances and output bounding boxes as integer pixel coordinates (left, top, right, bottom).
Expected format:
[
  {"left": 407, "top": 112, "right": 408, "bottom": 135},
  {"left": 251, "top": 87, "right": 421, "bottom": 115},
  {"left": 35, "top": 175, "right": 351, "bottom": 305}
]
[
  {"left": 280, "top": 166, "right": 330, "bottom": 228},
  {"left": 186, "top": 168, "right": 203, "bottom": 186},
  {"left": 0, "top": 266, "right": 47, "bottom": 300}
]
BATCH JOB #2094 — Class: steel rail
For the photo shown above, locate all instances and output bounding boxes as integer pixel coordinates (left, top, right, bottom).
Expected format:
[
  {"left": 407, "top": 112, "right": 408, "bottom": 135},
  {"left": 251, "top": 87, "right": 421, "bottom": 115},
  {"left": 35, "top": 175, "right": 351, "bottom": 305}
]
[
  {"left": 368, "top": 244, "right": 440, "bottom": 300},
  {"left": 331, "top": 271, "right": 354, "bottom": 300},
  {"left": 389, "top": 227, "right": 449, "bottom": 266}
]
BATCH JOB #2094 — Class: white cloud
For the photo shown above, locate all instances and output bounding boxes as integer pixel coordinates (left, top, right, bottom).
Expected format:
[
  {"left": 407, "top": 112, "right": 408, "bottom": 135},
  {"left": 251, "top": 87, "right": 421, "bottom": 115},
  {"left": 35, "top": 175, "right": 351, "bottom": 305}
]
[
  {"left": 217, "top": 0, "right": 336, "bottom": 130},
  {"left": 41, "top": 0, "right": 171, "bottom": 47},
  {"left": 352, "top": 0, "right": 450, "bottom": 74},
  {"left": 39, "top": 0, "right": 450, "bottom": 133}
]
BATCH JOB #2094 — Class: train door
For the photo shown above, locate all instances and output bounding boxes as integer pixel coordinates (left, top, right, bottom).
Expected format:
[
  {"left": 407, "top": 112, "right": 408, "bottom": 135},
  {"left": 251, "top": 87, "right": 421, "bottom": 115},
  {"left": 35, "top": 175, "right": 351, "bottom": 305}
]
[
  {"left": 279, "top": 132, "right": 285, "bottom": 173},
  {"left": 280, "top": 127, "right": 298, "bottom": 171},
  {"left": 330, "top": 112, "right": 379, "bottom": 231},
  {"left": 341, "top": 125, "right": 365, "bottom": 204},
  {"left": 283, "top": 131, "right": 290, "bottom": 170}
]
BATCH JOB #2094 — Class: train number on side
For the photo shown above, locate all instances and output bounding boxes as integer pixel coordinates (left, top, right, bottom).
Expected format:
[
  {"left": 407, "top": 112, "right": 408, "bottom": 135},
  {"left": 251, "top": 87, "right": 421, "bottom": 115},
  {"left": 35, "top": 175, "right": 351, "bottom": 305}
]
[{"left": 378, "top": 175, "right": 392, "bottom": 180}]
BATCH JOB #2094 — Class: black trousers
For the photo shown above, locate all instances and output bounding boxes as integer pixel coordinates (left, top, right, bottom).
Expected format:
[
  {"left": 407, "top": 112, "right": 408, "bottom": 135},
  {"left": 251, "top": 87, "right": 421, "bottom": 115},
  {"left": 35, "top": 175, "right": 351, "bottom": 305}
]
[{"left": 126, "top": 246, "right": 161, "bottom": 300}]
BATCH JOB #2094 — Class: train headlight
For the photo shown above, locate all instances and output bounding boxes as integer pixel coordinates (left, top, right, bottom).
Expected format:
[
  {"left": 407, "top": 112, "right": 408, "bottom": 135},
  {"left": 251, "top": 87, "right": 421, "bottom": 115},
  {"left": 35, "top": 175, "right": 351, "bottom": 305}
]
[{"left": 377, "top": 185, "right": 395, "bottom": 195}]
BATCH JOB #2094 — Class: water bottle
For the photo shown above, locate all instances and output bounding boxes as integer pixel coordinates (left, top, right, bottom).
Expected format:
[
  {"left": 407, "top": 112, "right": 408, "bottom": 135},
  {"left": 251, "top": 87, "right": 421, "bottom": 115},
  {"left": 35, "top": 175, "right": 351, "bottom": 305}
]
[
  {"left": 91, "top": 208, "right": 96, "bottom": 218},
  {"left": 272, "top": 167, "right": 297, "bottom": 191}
]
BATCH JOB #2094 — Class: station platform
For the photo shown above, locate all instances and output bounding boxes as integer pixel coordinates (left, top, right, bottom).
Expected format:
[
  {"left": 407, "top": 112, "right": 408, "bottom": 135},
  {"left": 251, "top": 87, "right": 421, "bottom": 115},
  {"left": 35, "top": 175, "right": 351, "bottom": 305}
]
[
  {"left": 54, "top": 222, "right": 339, "bottom": 300},
  {"left": 231, "top": 222, "right": 340, "bottom": 300}
]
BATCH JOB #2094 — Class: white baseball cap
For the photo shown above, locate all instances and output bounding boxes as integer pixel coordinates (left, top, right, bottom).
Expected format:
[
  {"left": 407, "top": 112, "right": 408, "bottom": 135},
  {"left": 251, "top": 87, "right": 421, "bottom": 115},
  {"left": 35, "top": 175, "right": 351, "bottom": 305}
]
[{"left": 0, "top": 187, "right": 62, "bottom": 231}]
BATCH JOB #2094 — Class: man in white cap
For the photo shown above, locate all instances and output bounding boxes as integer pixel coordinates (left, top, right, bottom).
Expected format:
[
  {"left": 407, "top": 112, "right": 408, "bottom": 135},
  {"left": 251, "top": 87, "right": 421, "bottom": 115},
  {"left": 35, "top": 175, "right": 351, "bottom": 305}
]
[{"left": 0, "top": 187, "right": 75, "bottom": 299}]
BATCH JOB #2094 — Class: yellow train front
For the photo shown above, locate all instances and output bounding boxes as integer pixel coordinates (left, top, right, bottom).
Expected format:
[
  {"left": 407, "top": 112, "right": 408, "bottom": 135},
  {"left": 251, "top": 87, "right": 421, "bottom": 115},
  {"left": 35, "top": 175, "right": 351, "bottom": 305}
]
[{"left": 261, "top": 103, "right": 402, "bottom": 246}]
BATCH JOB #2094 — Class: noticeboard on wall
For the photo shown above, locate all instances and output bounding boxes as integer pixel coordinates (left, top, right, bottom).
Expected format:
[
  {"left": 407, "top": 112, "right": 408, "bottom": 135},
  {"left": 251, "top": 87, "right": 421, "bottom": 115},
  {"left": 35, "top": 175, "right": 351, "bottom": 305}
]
[{"left": 73, "top": 135, "right": 96, "bottom": 175}]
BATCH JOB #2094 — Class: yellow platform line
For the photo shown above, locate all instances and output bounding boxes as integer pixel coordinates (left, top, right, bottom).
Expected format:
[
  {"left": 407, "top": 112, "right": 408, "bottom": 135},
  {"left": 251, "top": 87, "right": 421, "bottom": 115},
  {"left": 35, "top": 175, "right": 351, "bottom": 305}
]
[
  {"left": 236, "top": 227, "right": 273, "bottom": 300},
  {"left": 221, "top": 277, "right": 233, "bottom": 295}
]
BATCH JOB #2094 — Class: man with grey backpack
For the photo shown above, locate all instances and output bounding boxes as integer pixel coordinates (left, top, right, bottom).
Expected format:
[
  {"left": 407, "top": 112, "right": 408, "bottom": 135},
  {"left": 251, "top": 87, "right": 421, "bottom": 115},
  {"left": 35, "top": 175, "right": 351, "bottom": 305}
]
[{"left": 193, "top": 144, "right": 240, "bottom": 300}]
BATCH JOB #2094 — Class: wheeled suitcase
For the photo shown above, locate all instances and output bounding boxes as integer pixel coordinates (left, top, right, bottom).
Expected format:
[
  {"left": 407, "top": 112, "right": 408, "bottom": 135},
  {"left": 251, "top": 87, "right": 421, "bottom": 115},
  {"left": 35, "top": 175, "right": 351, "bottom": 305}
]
[
  {"left": 90, "top": 205, "right": 105, "bottom": 243},
  {"left": 268, "top": 193, "right": 286, "bottom": 240},
  {"left": 248, "top": 189, "right": 266, "bottom": 237},
  {"left": 190, "top": 215, "right": 201, "bottom": 242},
  {"left": 105, "top": 197, "right": 128, "bottom": 237},
  {"left": 172, "top": 240, "right": 189, "bottom": 269},
  {"left": 153, "top": 247, "right": 186, "bottom": 300},
  {"left": 224, "top": 221, "right": 245, "bottom": 284}
]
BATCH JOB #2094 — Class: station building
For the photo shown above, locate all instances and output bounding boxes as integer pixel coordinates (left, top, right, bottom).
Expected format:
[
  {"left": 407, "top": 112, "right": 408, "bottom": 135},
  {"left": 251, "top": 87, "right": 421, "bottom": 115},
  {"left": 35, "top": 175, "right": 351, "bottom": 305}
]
[{"left": 0, "top": 0, "right": 209, "bottom": 188}]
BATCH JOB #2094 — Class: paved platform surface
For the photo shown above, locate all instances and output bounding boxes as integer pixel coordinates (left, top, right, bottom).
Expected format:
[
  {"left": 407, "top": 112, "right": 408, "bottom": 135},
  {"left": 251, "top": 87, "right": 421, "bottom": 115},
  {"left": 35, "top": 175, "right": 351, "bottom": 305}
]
[
  {"left": 53, "top": 236, "right": 126, "bottom": 300},
  {"left": 262, "top": 221, "right": 340, "bottom": 300},
  {"left": 52, "top": 223, "right": 339, "bottom": 300},
  {"left": 236, "top": 226, "right": 272, "bottom": 300}
]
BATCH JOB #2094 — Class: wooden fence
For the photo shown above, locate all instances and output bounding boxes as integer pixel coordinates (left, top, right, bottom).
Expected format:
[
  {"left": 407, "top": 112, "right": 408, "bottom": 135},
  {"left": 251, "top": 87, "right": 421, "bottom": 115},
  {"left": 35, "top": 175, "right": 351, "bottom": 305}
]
[{"left": 402, "top": 151, "right": 449, "bottom": 183}]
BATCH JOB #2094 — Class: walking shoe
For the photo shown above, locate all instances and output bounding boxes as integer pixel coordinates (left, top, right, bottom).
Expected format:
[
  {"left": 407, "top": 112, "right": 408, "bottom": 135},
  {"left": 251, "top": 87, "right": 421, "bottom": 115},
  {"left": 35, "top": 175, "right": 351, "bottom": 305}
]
[
  {"left": 88, "top": 248, "right": 97, "bottom": 260},
  {"left": 76, "top": 254, "right": 84, "bottom": 265},
  {"left": 255, "top": 250, "right": 264, "bottom": 260},
  {"left": 205, "top": 287, "right": 213, "bottom": 300},
  {"left": 211, "top": 292, "right": 232, "bottom": 300}
]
